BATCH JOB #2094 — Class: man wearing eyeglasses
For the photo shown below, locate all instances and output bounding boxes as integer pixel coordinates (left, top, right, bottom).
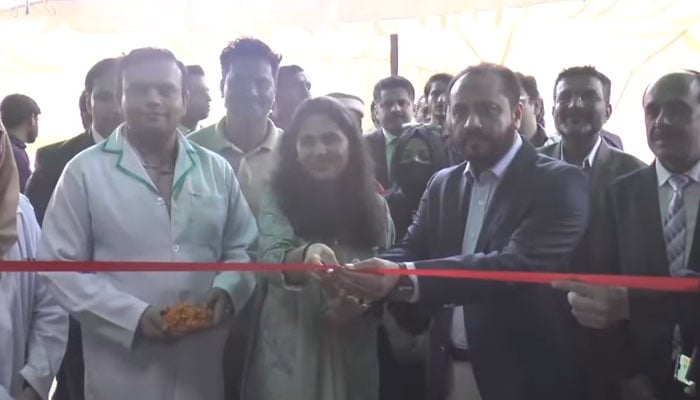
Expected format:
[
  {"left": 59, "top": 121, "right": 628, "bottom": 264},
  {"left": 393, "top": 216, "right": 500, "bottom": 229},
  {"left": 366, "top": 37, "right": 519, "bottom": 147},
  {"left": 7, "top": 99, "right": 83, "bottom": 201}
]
[{"left": 366, "top": 76, "right": 416, "bottom": 189}]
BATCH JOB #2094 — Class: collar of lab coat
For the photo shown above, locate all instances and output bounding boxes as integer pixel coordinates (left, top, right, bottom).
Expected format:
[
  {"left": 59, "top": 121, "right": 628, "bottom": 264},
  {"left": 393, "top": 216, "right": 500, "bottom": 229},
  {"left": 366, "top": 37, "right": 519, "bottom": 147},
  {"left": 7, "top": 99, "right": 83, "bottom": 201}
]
[{"left": 100, "top": 124, "right": 198, "bottom": 198}]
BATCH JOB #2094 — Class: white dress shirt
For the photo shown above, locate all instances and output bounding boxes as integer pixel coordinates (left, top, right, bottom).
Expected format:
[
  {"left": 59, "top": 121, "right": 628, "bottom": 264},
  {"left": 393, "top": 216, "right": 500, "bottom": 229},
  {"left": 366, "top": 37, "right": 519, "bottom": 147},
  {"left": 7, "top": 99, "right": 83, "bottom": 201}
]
[
  {"left": 405, "top": 135, "right": 523, "bottom": 349},
  {"left": 451, "top": 135, "right": 523, "bottom": 349},
  {"left": 656, "top": 159, "right": 700, "bottom": 269},
  {"left": 560, "top": 135, "right": 602, "bottom": 169}
]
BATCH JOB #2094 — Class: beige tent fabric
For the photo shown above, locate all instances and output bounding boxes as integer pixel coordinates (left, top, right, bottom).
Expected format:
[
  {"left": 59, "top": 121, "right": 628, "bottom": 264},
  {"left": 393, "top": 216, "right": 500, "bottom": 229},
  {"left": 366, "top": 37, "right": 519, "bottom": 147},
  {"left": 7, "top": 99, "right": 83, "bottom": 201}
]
[
  {"left": 0, "top": 0, "right": 568, "bottom": 31},
  {"left": 0, "top": 0, "right": 698, "bottom": 163},
  {"left": 0, "top": 128, "right": 19, "bottom": 258}
]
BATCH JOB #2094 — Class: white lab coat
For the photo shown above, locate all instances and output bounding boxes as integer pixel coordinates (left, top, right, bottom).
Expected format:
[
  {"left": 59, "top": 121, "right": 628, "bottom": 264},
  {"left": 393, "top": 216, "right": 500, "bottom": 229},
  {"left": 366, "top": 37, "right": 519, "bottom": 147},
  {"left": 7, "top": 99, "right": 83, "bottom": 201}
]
[
  {"left": 3, "top": 194, "right": 41, "bottom": 261},
  {"left": 0, "top": 272, "right": 68, "bottom": 400},
  {"left": 38, "top": 127, "right": 258, "bottom": 400}
]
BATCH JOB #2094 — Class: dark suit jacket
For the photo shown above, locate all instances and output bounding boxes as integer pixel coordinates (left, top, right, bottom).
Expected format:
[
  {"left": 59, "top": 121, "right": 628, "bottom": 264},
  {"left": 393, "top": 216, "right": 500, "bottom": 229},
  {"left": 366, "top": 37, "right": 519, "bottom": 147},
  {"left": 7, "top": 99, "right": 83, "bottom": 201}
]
[
  {"left": 601, "top": 129, "right": 624, "bottom": 150},
  {"left": 607, "top": 165, "right": 700, "bottom": 399},
  {"left": 365, "top": 128, "right": 391, "bottom": 189},
  {"left": 382, "top": 140, "right": 590, "bottom": 400},
  {"left": 540, "top": 140, "right": 646, "bottom": 400},
  {"left": 539, "top": 139, "right": 646, "bottom": 274},
  {"left": 25, "top": 131, "right": 94, "bottom": 225}
]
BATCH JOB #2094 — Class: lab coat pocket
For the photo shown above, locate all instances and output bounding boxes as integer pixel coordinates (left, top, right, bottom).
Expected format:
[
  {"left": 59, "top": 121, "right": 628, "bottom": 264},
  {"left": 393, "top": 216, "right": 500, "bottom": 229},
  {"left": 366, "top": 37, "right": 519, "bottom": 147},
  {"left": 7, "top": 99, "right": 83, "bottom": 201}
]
[{"left": 187, "top": 193, "right": 227, "bottom": 247}]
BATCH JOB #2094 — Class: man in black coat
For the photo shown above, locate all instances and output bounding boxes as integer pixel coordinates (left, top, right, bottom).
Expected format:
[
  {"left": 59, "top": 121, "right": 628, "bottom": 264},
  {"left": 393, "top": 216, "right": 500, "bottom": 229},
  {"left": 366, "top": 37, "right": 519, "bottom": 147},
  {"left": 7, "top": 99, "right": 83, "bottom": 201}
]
[
  {"left": 541, "top": 65, "right": 646, "bottom": 399},
  {"left": 338, "top": 63, "right": 589, "bottom": 400},
  {"left": 25, "top": 57, "right": 122, "bottom": 400},
  {"left": 365, "top": 76, "right": 415, "bottom": 189},
  {"left": 556, "top": 70, "right": 700, "bottom": 400},
  {"left": 26, "top": 57, "right": 122, "bottom": 225}
]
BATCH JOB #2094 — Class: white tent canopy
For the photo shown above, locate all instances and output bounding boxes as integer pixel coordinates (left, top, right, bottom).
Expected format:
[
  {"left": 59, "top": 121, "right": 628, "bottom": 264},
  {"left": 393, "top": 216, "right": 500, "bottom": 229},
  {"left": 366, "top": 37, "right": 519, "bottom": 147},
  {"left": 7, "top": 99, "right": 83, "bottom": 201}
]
[{"left": 0, "top": 0, "right": 699, "bottom": 161}]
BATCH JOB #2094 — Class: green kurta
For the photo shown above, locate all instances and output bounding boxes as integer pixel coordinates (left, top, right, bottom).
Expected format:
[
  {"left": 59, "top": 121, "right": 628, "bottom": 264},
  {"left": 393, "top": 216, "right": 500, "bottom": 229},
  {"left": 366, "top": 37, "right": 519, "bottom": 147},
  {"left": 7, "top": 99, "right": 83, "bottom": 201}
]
[{"left": 243, "top": 193, "right": 394, "bottom": 400}]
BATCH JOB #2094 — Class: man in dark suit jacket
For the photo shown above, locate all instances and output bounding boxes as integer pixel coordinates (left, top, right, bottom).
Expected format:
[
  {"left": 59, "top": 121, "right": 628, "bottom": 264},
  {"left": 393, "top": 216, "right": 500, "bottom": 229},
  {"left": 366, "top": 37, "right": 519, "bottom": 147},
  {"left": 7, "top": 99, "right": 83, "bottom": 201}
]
[
  {"left": 25, "top": 57, "right": 122, "bottom": 400},
  {"left": 543, "top": 65, "right": 646, "bottom": 400},
  {"left": 26, "top": 58, "right": 121, "bottom": 225},
  {"left": 365, "top": 76, "right": 415, "bottom": 189},
  {"left": 601, "top": 129, "right": 624, "bottom": 150},
  {"left": 557, "top": 71, "right": 700, "bottom": 400},
  {"left": 339, "top": 63, "right": 589, "bottom": 400}
]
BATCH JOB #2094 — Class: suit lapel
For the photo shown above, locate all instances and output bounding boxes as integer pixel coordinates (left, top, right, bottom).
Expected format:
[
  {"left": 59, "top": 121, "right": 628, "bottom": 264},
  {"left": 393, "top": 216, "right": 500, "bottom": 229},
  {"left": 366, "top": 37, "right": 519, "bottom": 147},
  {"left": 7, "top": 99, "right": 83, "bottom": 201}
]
[
  {"left": 636, "top": 165, "right": 670, "bottom": 276},
  {"left": 687, "top": 197, "right": 700, "bottom": 273},
  {"left": 589, "top": 139, "right": 611, "bottom": 190},
  {"left": 368, "top": 129, "right": 388, "bottom": 186},
  {"left": 475, "top": 142, "right": 538, "bottom": 251}
]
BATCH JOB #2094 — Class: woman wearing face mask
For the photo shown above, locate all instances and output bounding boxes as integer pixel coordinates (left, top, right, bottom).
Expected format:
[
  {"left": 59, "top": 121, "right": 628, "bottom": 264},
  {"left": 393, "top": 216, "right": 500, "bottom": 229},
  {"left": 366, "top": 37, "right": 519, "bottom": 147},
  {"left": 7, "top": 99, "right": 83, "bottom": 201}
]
[
  {"left": 244, "top": 96, "right": 394, "bottom": 400},
  {"left": 386, "top": 127, "right": 448, "bottom": 239}
]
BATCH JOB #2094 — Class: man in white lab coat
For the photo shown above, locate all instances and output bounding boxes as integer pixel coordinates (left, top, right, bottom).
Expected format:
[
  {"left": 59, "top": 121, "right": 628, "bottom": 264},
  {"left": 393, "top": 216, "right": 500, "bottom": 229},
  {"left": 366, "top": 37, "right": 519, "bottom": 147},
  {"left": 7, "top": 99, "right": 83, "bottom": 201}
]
[
  {"left": 1, "top": 191, "right": 67, "bottom": 400},
  {"left": 38, "top": 48, "right": 258, "bottom": 400},
  {"left": 0, "top": 271, "right": 68, "bottom": 400}
]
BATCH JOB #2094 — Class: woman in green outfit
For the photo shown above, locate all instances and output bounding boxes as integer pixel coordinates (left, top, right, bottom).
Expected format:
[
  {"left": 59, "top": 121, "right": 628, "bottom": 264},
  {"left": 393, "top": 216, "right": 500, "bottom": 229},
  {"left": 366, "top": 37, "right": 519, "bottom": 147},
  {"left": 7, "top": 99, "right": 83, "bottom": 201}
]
[{"left": 243, "top": 96, "right": 394, "bottom": 400}]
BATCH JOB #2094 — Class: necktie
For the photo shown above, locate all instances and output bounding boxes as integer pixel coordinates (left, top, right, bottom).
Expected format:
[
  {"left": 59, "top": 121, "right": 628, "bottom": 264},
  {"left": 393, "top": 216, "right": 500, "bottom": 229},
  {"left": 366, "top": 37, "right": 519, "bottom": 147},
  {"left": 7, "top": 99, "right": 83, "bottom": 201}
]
[{"left": 664, "top": 175, "right": 692, "bottom": 276}]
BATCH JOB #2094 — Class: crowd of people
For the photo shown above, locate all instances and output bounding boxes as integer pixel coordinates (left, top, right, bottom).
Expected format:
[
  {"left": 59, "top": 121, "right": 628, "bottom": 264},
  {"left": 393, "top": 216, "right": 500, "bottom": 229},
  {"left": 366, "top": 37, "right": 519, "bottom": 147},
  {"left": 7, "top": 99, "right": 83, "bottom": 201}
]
[{"left": 0, "top": 35, "right": 699, "bottom": 400}]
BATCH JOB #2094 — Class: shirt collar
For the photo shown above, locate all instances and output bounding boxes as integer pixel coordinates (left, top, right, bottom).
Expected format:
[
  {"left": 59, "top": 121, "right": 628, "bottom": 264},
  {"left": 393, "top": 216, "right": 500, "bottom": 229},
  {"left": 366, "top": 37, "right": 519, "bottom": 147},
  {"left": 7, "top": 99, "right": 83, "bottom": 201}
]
[
  {"left": 561, "top": 135, "right": 602, "bottom": 169},
  {"left": 213, "top": 117, "right": 280, "bottom": 154},
  {"left": 382, "top": 127, "right": 401, "bottom": 144},
  {"left": 8, "top": 134, "right": 25, "bottom": 149},
  {"left": 91, "top": 125, "right": 108, "bottom": 144},
  {"left": 656, "top": 158, "right": 700, "bottom": 188},
  {"left": 464, "top": 134, "right": 523, "bottom": 181}
]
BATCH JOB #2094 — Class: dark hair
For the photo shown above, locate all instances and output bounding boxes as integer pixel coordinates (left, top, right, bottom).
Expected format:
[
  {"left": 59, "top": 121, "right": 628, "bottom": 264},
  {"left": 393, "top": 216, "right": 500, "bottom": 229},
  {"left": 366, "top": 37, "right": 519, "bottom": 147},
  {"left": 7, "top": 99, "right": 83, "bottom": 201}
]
[
  {"left": 515, "top": 72, "right": 540, "bottom": 101},
  {"left": 186, "top": 65, "right": 205, "bottom": 77},
  {"left": 278, "top": 65, "right": 304, "bottom": 81},
  {"left": 79, "top": 91, "right": 88, "bottom": 115},
  {"left": 116, "top": 48, "right": 187, "bottom": 102},
  {"left": 554, "top": 66, "right": 612, "bottom": 103},
  {"left": 516, "top": 72, "right": 545, "bottom": 127},
  {"left": 272, "top": 96, "right": 386, "bottom": 247},
  {"left": 373, "top": 76, "right": 415, "bottom": 102},
  {"left": 423, "top": 73, "right": 454, "bottom": 99},
  {"left": 0, "top": 94, "right": 40, "bottom": 130},
  {"left": 85, "top": 57, "right": 120, "bottom": 95},
  {"left": 447, "top": 63, "right": 521, "bottom": 109},
  {"left": 327, "top": 92, "right": 363, "bottom": 104},
  {"left": 219, "top": 37, "right": 282, "bottom": 83}
]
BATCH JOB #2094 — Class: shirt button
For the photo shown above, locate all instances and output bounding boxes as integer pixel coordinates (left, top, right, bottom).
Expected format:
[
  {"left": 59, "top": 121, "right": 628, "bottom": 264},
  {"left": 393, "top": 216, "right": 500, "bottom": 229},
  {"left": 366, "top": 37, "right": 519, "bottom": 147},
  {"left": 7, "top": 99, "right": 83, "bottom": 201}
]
[
  {"left": 172, "top": 244, "right": 180, "bottom": 252},
  {"left": 157, "top": 197, "right": 165, "bottom": 205},
  {"left": 478, "top": 200, "right": 485, "bottom": 206}
]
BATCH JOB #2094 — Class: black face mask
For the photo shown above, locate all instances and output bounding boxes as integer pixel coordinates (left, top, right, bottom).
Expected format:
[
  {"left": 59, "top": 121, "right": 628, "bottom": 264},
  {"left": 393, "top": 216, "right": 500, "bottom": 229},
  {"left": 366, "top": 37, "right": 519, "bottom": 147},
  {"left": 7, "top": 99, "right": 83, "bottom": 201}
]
[{"left": 396, "top": 161, "right": 434, "bottom": 197}]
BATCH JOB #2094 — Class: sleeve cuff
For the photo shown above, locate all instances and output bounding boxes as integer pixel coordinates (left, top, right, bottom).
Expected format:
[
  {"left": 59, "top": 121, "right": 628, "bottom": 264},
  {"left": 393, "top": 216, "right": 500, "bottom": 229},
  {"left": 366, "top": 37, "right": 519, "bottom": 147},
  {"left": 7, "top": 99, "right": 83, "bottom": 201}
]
[
  {"left": 213, "top": 271, "right": 257, "bottom": 312},
  {"left": 118, "top": 301, "right": 150, "bottom": 350},
  {"left": 407, "top": 263, "right": 419, "bottom": 303},
  {"left": 20, "top": 364, "right": 49, "bottom": 400}
]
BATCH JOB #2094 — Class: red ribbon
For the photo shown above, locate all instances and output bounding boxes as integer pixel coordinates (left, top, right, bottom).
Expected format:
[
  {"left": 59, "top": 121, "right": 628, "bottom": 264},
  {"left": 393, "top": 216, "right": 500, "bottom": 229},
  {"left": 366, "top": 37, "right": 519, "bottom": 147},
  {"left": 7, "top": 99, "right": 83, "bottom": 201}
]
[{"left": 2, "top": 260, "right": 699, "bottom": 293}]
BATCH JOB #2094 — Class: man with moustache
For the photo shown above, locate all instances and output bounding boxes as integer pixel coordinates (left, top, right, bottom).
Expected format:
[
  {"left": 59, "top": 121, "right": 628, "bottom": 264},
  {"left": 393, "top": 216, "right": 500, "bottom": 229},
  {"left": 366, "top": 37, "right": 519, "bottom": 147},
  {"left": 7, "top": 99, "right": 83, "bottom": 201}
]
[
  {"left": 38, "top": 47, "right": 258, "bottom": 400},
  {"left": 336, "top": 63, "right": 589, "bottom": 400},
  {"left": 365, "top": 76, "right": 415, "bottom": 189},
  {"left": 556, "top": 70, "right": 700, "bottom": 400},
  {"left": 27, "top": 57, "right": 123, "bottom": 225},
  {"left": 188, "top": 37, "right": 282, "bottom": 400},
  {"left": 424, "top": 73, "right": 452, "bottom": 129},
  {"left": 540, "top": 66, "right": 645, "bottom": 400},
  {"left": 189, "top": 37, "right": 282, "bottom": 215}
]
